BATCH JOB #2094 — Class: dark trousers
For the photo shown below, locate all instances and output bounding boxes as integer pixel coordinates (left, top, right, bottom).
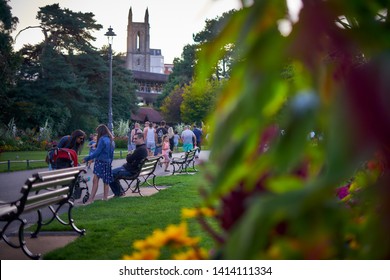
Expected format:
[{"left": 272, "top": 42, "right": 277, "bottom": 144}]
[{"left": 109, "top": 166, "right": 135, "bottom": 196}]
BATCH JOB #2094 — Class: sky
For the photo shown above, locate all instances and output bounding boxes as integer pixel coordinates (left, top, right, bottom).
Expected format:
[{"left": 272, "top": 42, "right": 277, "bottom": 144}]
[{"left": 8, "top": 0, "right": 243, "bottom": 64}]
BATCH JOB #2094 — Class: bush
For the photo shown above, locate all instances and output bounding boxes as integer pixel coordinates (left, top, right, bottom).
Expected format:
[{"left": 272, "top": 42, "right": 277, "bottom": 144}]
[
  {"left": 114, "top": 136, "right": 128, "bottom": 149},
  {"left": 0, "top": 119, "right": 54, "bottom": 151}
]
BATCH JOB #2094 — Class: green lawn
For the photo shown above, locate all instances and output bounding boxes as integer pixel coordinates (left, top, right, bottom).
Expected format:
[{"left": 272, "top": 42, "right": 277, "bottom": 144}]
[{"left": 42, "top": 174, "right": 218, "bottom": 260}]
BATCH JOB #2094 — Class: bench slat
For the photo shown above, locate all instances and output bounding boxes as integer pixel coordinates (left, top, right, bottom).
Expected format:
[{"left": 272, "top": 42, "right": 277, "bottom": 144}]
[
  {"left": 24, "top": 194, "right": 68, "bottom": 212},
  {"left": 142, "top": 166, "right": 155, "bottom": 171},
  {"left": 36, "top": 165, "right": 85, "bottom": 176},
  {"left": 30, "top": 177, "right": 75, "bottom": 192},
  {"left": 35, "top": 166, "right": 85, "bottom": 181},
  {"left": 26, "top": 187, "right": 69, "bottom": 206}
]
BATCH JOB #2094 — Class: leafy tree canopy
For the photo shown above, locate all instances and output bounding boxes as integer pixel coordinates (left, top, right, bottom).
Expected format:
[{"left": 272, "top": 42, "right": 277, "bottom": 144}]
[
  {"left": 37, "top": 3, "right": 102, "bottom": 53},
  {"left": 0, "top": 0, "right": 20, "bottom": 123},
  {"left": 158, "top": 10, "right": 237, "bottom": 122},
  {"left": 4, "top": 4, "right": 137, "bottom": 136}
]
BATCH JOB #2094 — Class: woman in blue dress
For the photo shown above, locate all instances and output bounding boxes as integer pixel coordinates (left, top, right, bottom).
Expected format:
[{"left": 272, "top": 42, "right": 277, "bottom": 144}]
[{"left": 83, "top": 124, "right": 115, "bottom": 203}]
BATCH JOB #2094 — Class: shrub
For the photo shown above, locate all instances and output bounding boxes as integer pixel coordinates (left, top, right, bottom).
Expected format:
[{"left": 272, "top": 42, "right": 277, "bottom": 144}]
[
  {"left": 114, "top": 136, "right": 128, "bottom": 149},
  {"left": 114, "top": 119, "right": 130, "bottom": 137}
]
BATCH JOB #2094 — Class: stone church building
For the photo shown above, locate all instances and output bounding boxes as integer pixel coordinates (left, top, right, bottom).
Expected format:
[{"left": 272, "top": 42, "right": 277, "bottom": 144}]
[{"left": 125, "top": 8, "right": 169, "bottom": 106}]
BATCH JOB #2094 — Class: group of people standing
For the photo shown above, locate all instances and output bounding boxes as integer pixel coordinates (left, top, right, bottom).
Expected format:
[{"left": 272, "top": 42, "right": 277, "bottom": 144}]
[
  {"left": 128, "top": 121, "right": 203, "bottom": 154},
  {"left": 51, "top": 121, "right": 203, "bottom": 204}
]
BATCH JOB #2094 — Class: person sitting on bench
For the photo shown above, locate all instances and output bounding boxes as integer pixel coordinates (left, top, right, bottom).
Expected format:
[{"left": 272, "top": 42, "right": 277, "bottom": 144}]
[{"left": 109, "top": 132, "right": 148, "bottom": 197}]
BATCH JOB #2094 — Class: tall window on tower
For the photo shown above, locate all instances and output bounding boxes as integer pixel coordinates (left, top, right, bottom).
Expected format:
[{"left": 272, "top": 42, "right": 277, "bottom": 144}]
[{"left": 136, "top": 31, "right": 141, "bottom": 51}]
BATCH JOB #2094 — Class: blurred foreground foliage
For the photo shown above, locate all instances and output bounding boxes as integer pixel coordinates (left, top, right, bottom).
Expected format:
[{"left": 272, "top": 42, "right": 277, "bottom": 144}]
[{"left": 196, "top": 0, "right": 390, "bottom": 259}]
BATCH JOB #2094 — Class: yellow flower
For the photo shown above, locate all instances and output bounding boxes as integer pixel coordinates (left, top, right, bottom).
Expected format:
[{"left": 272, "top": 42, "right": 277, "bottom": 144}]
[
  {"left": 124, "top": 222, "right": 204, "bottom": 260},
  {"left": 173, "top": 248, "right": 209, "bottom": 260},
  {"left": 133, "top": 223, "right": 198, "bottom": 251},
  {"left": 181, "top": 207, "right": 216, "bottom": 219},
  {"left": 182, "top": 208, "right": 198, "bottom": 219},
  {"left": 164, "top": 223, "right": 199, "bottom": 247},
  {"left": 133, "top": 229, "right": 167, "bottom": 251},
  {"left": 123, "top": 248, "right": 160, "bottom": 260},
  {"left": 200, "top": 207, "right": 216, "bottom": 217}
]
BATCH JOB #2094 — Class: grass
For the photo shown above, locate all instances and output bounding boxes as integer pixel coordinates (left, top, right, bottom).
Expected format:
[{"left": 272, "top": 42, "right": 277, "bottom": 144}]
[{"left": 41, "top": 174, "right": 218, "bottom": 260}]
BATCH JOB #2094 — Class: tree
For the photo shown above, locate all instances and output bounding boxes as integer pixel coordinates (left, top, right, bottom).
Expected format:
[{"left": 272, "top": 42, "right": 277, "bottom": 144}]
[
  {"left": 157, "top": 44, "right": 197, "bottom": 107},
  {"left": 36, "top": 4, "right": 102, "bottom": 54},
  {"left": 158, "top": 10, "right": 237, "bottom": 108},
  {"left": 160, "top": 85, "right": 184, "bottom": 123},
  {"left": 7, "top": 4, "right": 137, "bottom": 135},
  {"left": 193, "top": 9, "right": 236, "bottom": 80},
  {"left": 9, "top": 44, "right": 97, "bottom": 134},
  {"left": 0, "top": 0, "right": 20, "bottom": 123},
  {"left": 180, "top": 80, "right": 220, "bottom": 124}
]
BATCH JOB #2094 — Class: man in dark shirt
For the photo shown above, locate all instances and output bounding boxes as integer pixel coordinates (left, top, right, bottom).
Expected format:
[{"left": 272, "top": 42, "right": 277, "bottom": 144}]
[
  {"left": 109, "top": 132, "right": 148, "bottom": 197},
  {"left": 192, "top": 124, "right": 203, "bottom": 152}
]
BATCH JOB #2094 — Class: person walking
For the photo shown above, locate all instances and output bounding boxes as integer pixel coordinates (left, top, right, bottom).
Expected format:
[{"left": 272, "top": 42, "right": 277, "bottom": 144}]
[
  {"left": 161, "top": 135, "right": 171, "bottom": 172},
  {"left": 83, "top": 124, "right": 115, "bottom": 203},
  {"left": 167, "top": 126, "right": 175, "bottom": 157},
  {"left": 144, "top": 122, "right": 157, "bottom": 156},
  {"left": 192, "top": 124, "right": 203, "bottom": 157},
  {"left": 109, "top": 132, "right": 148, "bottom": 196},
  {"left": 181, "top": 125, "right": 197, "bottom": 152}
]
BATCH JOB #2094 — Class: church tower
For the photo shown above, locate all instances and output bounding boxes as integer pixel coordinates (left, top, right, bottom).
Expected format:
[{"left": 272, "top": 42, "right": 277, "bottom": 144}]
[{"left": 126, "top": 8, "right": 150, "bottom": 71}]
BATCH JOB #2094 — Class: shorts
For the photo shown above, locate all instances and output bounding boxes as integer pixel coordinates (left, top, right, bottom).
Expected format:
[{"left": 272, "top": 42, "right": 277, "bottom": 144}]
[
  {"left": 183, "top": 143, "right": 193, "bottom": 152},
  {"left": 146, "top": 141, "right": 156, "bottom": 153}
]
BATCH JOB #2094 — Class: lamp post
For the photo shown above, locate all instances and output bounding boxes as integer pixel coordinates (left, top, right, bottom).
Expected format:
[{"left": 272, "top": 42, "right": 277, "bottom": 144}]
[{"left": 105, "top": 26, "right": 116, "bottom": 133}]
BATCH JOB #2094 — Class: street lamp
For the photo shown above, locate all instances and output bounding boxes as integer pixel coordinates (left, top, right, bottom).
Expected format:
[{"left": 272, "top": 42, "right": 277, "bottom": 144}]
[{"left": 105, "top": 26, "right": 116, "bottom": 133}]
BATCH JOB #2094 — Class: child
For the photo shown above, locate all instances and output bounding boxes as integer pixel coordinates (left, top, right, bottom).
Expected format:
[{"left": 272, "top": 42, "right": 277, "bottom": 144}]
[
  {"left": 162, "top": 135, "right": 171, "bottom": 172},
  {"left": 87, "top": 134, "right": 97, "bottom": 169},
  {"left": 46, "top": 141, "right": 58, "bottom": 170}
]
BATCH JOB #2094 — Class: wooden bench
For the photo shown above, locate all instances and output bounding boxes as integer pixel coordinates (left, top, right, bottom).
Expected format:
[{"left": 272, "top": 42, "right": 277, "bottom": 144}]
[
  {"left": 170, "top": 148, "right": 199, "bottom": 175},
  {"left": 0, "top": 166, "right": 86, "bottom": 259},
  {"left": 118, "top": 156, "right": 163, "bottom": 196}
]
